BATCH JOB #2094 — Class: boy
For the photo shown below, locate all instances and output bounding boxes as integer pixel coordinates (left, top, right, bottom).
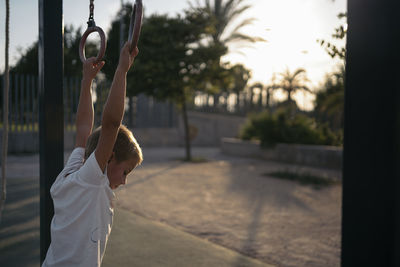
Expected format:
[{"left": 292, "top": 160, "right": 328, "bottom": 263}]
[{"left": 42, "top": 42, "right": 143, "bottom": 267}]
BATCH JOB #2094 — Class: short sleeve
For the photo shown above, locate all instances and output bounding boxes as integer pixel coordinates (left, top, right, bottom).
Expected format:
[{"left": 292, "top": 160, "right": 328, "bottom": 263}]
[
  {"left": 50, "top": 147, "right": 85, "bottom": 196},
  {"left": 63, "top": 147, "right": 85, "bottom": 177},
  {"left": 77, "top": 151, "right": 107, "bottom": 186}
]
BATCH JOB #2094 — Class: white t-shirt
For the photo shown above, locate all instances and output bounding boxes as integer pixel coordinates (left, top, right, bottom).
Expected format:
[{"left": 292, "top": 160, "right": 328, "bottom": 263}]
[{"left": 42, "top": 147, "right": 115, "bottom": 267}]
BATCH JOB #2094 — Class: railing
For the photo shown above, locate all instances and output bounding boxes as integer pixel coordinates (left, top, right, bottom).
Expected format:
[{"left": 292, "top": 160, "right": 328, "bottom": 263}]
[
  {"left": 189, "top": 88, "right": 272, "bottom": 116},
  {"left": 0, "top": 73, "right": 178, "bottom": 133},
  {"left": 0, "top": 73, "right": 273, "bottom": 134},
  {"left": 0, "top": 74, "right": 39, "bottom": 132}
]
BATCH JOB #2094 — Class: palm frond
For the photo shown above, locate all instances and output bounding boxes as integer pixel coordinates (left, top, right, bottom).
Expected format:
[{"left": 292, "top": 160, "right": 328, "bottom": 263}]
[
  {"left": 230, "top": 18, "right": 256, "bottom": 33},
  {"left": 226, "top": 5, "right": 252, "bottom": 23},
  {"left": 222, "top": 0, "right": 245, "bottom": 17},
  {"left": 222, "top": 0, "right": 236, "bottom": 15},
  {"left": 229, "top": 42, "right": 258, "bottom": 51},
  {"left": 223, "top": 32, "right": 263, "bottom": 43},
  {"left": 292, "top": 68, "right": 306, "bottom": 77}
]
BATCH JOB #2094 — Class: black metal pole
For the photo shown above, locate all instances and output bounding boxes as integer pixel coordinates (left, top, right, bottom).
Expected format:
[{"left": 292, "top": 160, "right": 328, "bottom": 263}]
[
  {"left": 342, "top": 0, "right": 400, "bottom": 266},
  {"left": 38, "top": 0, "right": 64, "bottom": 263}
]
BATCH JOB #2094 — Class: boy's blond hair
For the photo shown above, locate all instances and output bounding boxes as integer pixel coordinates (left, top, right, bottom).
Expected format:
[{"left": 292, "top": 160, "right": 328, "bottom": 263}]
[{"left": 85, "top": 125, "right": 143, "bottom": 166}]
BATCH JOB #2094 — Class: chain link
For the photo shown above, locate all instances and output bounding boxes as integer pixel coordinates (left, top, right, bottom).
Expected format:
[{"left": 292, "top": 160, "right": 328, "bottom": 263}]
[
  {"left": 88, "top": 0, "right": 95, "bottom": 26},
  {"left": 89, "top": 0, "right": 94, "bottom": 19}
]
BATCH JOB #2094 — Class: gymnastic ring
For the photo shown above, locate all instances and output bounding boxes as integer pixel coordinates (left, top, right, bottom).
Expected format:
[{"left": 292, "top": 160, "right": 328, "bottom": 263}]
[
  {"left": 79, "top": 26, "right": 107, "bottom": 63},
  {"left": 128, "top": 0, "right": 143, "bottom": 53}
]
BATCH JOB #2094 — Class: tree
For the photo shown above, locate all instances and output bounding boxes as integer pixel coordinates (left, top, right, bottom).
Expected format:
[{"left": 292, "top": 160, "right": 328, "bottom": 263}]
[
  {"left": 317, "top": 12, "right": 347, "bottom": 62},
  {"left": 11, "top": 42, "right": 38, "bottom": 74},
  {"left": 314, "top": 13, "right": 347, "bottom": 133},
  {"left": 188, "top": 0, "right": 264, "bottom": 102},
  {"left": 314, "top": 66, "right": 344, "bottom": 132},
  {"left": 227, "top": 64, "right": 250, "bottom": 93},
  {"left": 249, "top": 77, "right": 278, "bottom": 111},
  {"left": 221, "top": 64, "right": 249, "bottom": 111},
  {"left": 10, "top": 25, "right": 96, "bottom": 76},
  {"left": 189, "top": 0, "right": 265, "bottom": 56},
  {"left": 272, "top": 68, "right": 312, "bottom": 105},
  {"left": 103, "top": 7, "right": 222, "bottom": 161}
]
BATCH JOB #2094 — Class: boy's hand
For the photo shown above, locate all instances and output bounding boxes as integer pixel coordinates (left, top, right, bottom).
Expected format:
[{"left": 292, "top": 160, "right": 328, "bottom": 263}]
[
  {"left": 83, "top": 57, "right": 105, "bottom": 81},
  {"left": 117, "top": 42, "right": 139, "bottom": 73}
]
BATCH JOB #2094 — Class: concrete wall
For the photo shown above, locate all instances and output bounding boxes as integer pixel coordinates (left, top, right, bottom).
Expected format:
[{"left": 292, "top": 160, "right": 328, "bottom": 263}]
[
  {"left": 0, "top": 131, "right": 75, "bottom": 154},
  {"left": 133, "top": 111, "right": 246, "bottom": 147},
  {"left": 132, "top": 128, "right": 181, "bottom": 147},
  {"left": 180, "top": 111, "right": 247, "bottom": 146},
  {"left": 264, "top": 143, "right": 342, "bottom": 170},
  {"left": 221, "top": 138, "right": 343, "bottom": 170},
  {"left": 0, "top": 111, "right": 248, "bottom": 153}
]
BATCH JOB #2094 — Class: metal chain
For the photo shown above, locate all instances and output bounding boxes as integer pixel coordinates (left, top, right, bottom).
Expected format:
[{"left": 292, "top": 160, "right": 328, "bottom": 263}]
[{"left": 88, "top": 0, "right": 95, "bottom": 26}]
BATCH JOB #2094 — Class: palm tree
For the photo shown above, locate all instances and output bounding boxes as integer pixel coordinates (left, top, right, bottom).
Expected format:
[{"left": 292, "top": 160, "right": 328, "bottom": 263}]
[
  {"left": 272, "top": 68, "right": 312, "bottom": 103},
  {"left": 189, "top": 0, "right": 264, "bottom": 107},
  {"left": 189, "top": 0, "right": 265, "bottom": 58},
  {"left": 314, "top": 66, "right": 345, "bottom": 131}
]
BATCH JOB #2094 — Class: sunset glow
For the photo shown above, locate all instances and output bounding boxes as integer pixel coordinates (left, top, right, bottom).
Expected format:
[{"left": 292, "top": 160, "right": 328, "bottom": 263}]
[{"left": 0, "top": 0, "right": 346, "bottom": 109}]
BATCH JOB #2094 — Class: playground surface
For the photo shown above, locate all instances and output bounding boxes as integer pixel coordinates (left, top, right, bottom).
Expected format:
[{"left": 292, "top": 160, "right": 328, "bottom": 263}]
[{"left": 0, "top": 147, "right": 341, "bottom": 267}]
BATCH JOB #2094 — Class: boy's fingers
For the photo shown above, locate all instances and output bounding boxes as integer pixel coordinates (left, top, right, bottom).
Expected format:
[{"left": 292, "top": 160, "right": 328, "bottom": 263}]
[
  {"left": 97, "top": 61, "right": 105, "bottom": 70},
  {"left": 86, "top": 57, "right": 96, "bottom": 64},
  {"left": 97, "top": 61, "right": 105, "bottom": 67},
  {"left": 95, "top": 61, "right": 105, "bottom": 71},
  {"left": 131, "top": 47, "right": 139, "bottom": 57}
]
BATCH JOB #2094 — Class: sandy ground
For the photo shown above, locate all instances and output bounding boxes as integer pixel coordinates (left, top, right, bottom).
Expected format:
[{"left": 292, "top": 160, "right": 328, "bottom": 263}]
[{"left": 115, "top": 147, "right": 342, "bottom": 267}]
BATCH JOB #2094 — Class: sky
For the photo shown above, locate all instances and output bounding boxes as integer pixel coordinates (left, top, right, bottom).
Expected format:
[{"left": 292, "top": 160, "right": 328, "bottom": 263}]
[{"left": 0, "top": 0, "right": 346, "bottom": 110}]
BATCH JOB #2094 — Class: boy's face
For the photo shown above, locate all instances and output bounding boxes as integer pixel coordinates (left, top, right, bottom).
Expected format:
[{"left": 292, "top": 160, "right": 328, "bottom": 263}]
[{"left": 107, "top": 157, "right": 137, "bottom": 190}]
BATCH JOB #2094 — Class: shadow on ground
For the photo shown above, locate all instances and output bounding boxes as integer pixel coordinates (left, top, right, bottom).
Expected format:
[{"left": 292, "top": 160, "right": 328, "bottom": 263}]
[
  {"left": 116, "top": 147, "right": 341, "bottom": 267},
  {"left": 0, "top": 178, "right": 40, "bottom": 267},
  {"left": 224, "top": 161, "right": 341, "bottom": 267},
  {"left": 0, "top": 147, "right": 342, "bottom": 267}
]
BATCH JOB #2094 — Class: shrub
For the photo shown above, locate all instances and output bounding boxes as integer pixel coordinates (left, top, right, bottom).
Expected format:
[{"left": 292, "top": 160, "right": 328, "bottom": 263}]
[{"left": 240, "top": 109, "right": 341, "bottom": 147}]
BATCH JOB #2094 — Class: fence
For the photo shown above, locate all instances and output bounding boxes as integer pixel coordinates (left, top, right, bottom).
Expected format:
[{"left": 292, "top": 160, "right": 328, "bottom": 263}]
[
  {"left": 0, "top": 73, "right": 275, "bottom": 134},
  {"left": 189, "top": 87, "right": 272, "bottom": 116},
  {"left": 0, "top": 73, "right": 178, "bottom": 133}
]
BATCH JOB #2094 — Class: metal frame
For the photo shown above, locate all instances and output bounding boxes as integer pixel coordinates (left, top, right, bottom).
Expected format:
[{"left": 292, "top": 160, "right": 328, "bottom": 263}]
[
  {"left": 342, "top": 0, "right": 400, "bottom": 265},
  {"left": 38, "top": 0, "right": 64, "bottom": 263}
]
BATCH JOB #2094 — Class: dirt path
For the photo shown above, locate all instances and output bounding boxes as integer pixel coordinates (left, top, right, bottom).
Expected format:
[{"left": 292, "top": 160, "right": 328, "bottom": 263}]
[{"left": 116, "top": 147, "right": 342, "bottom": 267}]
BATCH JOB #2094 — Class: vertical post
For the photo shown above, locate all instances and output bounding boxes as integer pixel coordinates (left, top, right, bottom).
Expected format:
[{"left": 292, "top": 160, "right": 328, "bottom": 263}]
[
  {"left": 342, "top": 0, "right": 400, "bottom": 266},
  {"left": 8, "top": 74, "right": 12, "bottom": 131},
  {"left": 32, "top": 76, "right": 38, "bottom": 130},
  {"left": 38, "top": 0, "right": 64, "bottom": 263},
  {"left": 20, "top": 75, "right": 24, "bottom": 131},
  {"left": 14, "top": 74, "right": 18, "bottom": 131},
  {"left": 27, "top": 75, "right": 31, "bottom": 131}
]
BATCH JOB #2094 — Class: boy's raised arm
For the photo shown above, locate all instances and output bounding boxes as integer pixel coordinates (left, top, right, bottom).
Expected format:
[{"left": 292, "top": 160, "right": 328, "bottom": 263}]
[
  {"left": 75, "top": 58, "right": 105, "bottom": 148},
  {"left": 95, "top": 43, "right": 139, "bottom": 172}
]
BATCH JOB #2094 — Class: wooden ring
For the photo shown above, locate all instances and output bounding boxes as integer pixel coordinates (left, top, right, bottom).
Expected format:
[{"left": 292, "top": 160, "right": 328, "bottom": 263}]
[
  {"left": 79, "top": 26, "right": 107, "bottom": 63},
  {"left": 128, "top": 0, "right": 143, "bottom": 52}
]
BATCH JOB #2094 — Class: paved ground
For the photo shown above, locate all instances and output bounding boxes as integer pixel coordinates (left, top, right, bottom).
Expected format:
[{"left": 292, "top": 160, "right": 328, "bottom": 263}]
[{"left": 0, "top": 147, "right": 342, "bottom": 266}]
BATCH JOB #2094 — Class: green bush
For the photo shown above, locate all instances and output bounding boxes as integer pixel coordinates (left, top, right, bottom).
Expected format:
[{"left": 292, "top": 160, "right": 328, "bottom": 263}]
[{"left": 240, "top": 109, "right": 341, "bottom": 147}]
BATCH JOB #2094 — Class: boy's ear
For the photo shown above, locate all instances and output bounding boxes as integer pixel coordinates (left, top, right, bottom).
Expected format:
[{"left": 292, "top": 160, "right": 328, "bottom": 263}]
[{"left": 108, "top": 152, "right": 115, "bottom": 164}]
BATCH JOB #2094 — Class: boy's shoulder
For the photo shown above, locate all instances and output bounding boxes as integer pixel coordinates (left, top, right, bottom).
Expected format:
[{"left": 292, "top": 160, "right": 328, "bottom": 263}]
[
  {"left": 51, "top": 148, "right": 108, "bottom": 196},
  {"left": 50, "top": 147, "right": 85, "bottom": 195},
  {"left": 78, "top": 150, "right": 107, "bottom": 184}
]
